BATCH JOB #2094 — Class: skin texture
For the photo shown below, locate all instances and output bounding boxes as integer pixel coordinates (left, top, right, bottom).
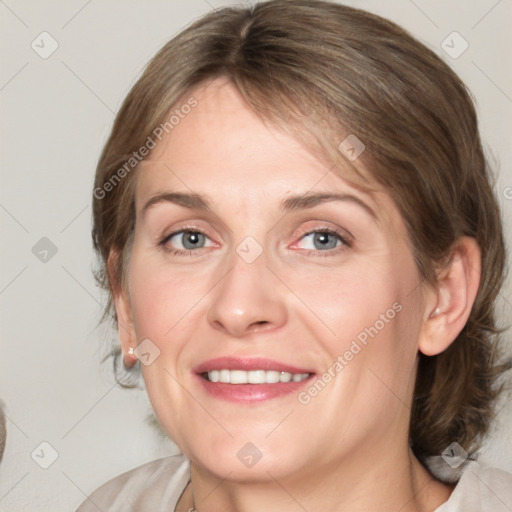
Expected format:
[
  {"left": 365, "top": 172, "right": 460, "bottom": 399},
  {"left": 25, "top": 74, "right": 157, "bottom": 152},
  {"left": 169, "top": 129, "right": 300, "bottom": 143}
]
[{"left": 111, "top": 78, "right": 481, "bottom": 511}]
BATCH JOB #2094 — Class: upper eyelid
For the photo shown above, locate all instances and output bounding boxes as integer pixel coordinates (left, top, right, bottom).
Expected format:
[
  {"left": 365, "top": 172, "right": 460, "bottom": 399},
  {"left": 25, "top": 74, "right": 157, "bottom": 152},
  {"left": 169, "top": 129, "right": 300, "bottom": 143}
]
[
  {"left": 162, "top": 224, "right": 346, "bottom": 237},
  {"left": 144, "top": 207, "right": 233, "bottom": 237},
  {"left": 142, "top": 195, "right": 368, "bottom": 240},
  {"left": 295, "top": 224, "right": 351, "bottom": 238},
  {"left": 161, "top": 227, "right": 215, "bottom": 245}
]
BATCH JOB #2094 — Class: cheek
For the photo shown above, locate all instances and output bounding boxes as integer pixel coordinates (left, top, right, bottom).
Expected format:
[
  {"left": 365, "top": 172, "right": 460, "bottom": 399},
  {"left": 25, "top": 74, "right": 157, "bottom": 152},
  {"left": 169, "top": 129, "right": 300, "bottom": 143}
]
[
  {"left": 285, "top": 252, "right": 422, "bottom": 386},
  {"left": 285, "top": 260, "right": 406, "bottom": 339},
  {"left": 128, "top": 261, "right": 205, "bottom": 341}
]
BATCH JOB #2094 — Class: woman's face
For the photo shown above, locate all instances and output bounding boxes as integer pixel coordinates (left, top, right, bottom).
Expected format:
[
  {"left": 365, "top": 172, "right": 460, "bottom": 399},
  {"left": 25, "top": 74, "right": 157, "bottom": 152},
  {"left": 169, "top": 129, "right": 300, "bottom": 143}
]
[{"left": 118, "top": 78, "right": 430, "bottom": 481}]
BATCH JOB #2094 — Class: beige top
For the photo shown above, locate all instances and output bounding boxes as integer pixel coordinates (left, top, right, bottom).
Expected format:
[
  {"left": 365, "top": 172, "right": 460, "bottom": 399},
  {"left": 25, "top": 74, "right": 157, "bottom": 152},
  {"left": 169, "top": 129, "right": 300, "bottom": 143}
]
[{"left": 76, "top": 454, "right": 512, "bottom": 511}]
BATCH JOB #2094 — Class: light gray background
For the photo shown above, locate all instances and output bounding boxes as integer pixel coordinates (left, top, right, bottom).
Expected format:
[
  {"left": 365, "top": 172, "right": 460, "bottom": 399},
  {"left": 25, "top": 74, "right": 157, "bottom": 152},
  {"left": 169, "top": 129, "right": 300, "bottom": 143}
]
[{"left": 1, "top": 1, "right": 511, "bottom": 510}]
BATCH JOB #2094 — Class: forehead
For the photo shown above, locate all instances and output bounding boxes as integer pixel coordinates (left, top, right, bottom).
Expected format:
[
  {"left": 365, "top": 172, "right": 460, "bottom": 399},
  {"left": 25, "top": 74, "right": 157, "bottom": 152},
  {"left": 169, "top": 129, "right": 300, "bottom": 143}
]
[
  {"left": 144, "top": 79, "right": 323, "bottom": 180},
  {"left": 135, "top": 78, "right": 399, "bottom": 230}
]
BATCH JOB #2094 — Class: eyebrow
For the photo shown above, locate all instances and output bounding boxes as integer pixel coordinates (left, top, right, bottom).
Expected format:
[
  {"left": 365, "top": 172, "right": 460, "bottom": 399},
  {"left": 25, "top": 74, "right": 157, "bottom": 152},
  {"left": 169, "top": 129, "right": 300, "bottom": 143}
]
[
  {"left": 142, "top": 192, "right": 210, "bottom": 218},
  {"left": 142, "top": 191, "right": 377, "bottom": 220},
  {"left": 282, "top": 192, "right": 377, "bottom": 219}
]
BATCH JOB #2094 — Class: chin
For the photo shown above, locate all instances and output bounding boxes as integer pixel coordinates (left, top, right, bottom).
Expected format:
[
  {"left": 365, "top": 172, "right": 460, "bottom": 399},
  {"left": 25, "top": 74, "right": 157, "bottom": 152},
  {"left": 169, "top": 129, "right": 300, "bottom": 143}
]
[{"left": 185, "top": 435, "right": 301, "bottom": 482}]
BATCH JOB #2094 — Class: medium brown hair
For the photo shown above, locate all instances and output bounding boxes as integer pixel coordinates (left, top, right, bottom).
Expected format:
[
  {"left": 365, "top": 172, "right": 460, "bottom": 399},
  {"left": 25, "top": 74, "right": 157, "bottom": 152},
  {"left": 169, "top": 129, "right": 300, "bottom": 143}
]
[{"left": 92, "top": 0, "right": 510, "bottom": 466}]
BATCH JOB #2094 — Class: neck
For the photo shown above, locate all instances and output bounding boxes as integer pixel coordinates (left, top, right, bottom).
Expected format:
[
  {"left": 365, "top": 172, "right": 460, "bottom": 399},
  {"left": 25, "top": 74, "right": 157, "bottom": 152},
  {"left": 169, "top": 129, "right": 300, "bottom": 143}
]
[{"left": 177, "top": 445, "right": 454, "bottom": 512}]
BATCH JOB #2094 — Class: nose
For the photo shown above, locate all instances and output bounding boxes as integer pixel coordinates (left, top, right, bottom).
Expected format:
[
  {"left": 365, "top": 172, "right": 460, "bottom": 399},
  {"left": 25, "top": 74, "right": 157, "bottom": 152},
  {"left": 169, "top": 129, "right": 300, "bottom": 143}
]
[{"left": 206, "top": 248, "right": 288, "bottom": 338}]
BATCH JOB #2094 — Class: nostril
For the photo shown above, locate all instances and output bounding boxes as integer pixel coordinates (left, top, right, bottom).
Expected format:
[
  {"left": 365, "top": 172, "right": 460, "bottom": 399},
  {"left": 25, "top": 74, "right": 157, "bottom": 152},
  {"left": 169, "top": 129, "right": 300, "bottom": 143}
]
[{"left": 250, "top": 320, "right": 270, "bottom": 331}]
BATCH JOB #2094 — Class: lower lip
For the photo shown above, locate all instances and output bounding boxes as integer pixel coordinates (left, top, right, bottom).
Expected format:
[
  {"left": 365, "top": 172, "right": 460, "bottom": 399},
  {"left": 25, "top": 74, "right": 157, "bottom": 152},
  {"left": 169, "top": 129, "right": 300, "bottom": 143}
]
[{"left": 195, "top": 374, "right": 314, "bottom": 403}]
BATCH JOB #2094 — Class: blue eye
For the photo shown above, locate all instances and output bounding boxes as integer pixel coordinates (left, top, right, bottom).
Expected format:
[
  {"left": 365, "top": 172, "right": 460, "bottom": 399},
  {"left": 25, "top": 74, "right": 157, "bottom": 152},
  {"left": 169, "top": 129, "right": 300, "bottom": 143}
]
[
  {"left": 158, "top": 227, "right": 350, "bottom": 257},
  {"left": 303, "top": 232, "right": 339, "bottom": 250},
  {"left": 296, "top": 229, "right": 350, "bottom": 253},
  {"left": 174, "top": 232, "right": 205, "bottom": 250},
  {"left": 160, "top": 230, "right": 213, "bottom": 253}
]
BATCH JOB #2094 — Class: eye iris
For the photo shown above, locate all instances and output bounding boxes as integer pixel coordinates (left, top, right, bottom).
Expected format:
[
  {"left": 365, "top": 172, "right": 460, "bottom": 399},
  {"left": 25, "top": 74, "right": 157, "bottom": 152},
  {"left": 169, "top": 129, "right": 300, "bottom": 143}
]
[
  {"left": 313, "top": 232, "right": 337, "bottom": 250},
  {"left": 182, "top": 231, "right": 205, "bottom": 249}
]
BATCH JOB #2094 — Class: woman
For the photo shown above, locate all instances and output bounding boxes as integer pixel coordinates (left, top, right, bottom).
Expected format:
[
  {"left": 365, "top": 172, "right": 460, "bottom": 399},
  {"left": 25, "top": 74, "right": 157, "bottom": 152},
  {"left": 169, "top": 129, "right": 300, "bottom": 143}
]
[{"left": 79, "top": 1, "right": 512, "bottom": 510}]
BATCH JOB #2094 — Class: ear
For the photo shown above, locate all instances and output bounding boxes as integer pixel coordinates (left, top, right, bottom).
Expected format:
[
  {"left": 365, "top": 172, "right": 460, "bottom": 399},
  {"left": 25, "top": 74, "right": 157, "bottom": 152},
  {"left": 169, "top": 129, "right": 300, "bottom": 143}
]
[
  {"left": 107, "top": 250, "right": 138, "bottom": 369},
  {"left": 418, "top": 237, "right": 481, "bottom": 356}
]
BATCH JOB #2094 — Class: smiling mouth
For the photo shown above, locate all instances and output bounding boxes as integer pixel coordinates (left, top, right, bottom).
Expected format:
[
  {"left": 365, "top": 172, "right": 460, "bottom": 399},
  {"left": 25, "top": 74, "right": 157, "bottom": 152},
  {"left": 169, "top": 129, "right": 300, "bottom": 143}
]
[{"left": 201, "top": 369, "right": 312, "bottom": 384}]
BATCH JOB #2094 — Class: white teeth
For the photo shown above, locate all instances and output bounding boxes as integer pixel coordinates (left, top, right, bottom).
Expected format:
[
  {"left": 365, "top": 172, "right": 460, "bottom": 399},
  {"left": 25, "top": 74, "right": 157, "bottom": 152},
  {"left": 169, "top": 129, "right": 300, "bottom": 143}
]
[
  {"left": 205, "top": 370, "right": 310, "bottom": 384},
  {"left": 280, "top": 372, "right": 292, "bottom": 382},
  {"left": 247, "top": 370, "right": 266, "bottom": 384},
  {"left": 230, "top": 370, "right": 247, "bottom": 384},
  {"left": 266, "top": 370, "right": 281, "bottom": 383}
]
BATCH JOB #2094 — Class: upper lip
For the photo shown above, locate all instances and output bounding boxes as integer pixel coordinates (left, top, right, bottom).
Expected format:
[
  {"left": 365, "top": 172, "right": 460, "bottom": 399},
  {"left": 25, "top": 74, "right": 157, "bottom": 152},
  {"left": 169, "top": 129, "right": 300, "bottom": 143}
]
[{"left": 194, "top": 357, "right": 314, "bottom": 375}]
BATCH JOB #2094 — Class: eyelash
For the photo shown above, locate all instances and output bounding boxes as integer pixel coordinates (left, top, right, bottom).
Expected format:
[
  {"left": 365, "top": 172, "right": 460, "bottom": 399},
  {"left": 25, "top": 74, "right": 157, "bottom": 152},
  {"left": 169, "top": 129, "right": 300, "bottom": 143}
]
[
  {"left": 157, "top": 227, "right": 352, "bottom": 257},
  {"left": 157, "top": 226, "right": 211, "bottom": 257},
  {"left": 294, "top": 227, "right": 352, "bottom": 257}
]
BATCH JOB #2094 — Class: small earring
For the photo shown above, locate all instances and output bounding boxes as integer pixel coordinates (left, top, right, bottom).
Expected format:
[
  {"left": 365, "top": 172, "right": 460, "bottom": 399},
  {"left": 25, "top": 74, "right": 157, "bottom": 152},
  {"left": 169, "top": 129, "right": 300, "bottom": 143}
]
[
  {"left": 432, "top": 307, "right": 441, "bottom": 317},
  {"left": 128, "top": 347, "right": 135, "bottom": 355}
]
